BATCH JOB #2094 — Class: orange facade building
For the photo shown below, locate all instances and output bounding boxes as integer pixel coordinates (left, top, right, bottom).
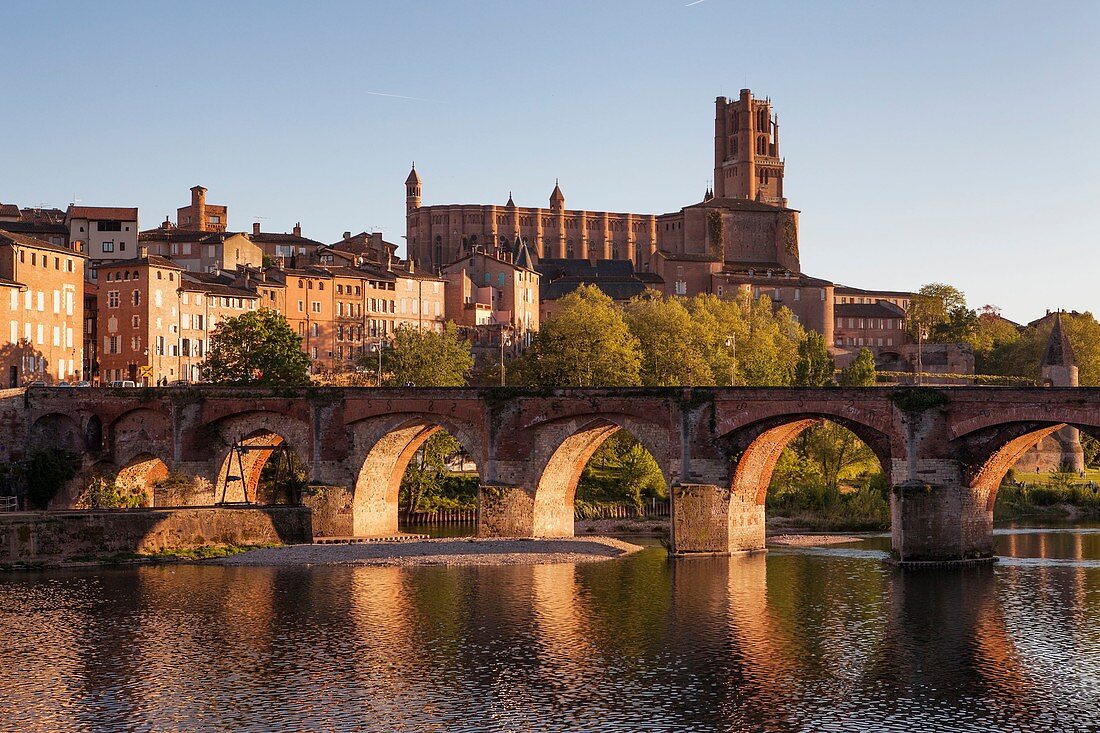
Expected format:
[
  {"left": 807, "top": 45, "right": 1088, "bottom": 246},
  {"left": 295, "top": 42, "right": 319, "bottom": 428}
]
[{"left": 0, "top": 231, "right": 86, "bottom": 385}]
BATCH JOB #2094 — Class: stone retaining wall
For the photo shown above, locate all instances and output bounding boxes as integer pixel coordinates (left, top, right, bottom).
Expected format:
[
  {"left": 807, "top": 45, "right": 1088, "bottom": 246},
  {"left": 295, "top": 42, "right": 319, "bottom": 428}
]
[{"left": 0, "top": 506, "right": 312, "bottom": 564}]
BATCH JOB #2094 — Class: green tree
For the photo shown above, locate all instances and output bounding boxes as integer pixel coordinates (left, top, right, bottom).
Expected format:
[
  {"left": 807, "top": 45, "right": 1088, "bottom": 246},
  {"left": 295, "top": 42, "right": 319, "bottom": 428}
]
[
  {"left": 838, "top": 348, "right": 877, "bottom": 386},
  {"left": 623, "top": 294, "right": 713, "bottom": 386},
  {"left": 970, "top": 307, "right": 1022, "bottom": 372},
  {"left": 792, "top": 422, "right": 877, "bottom": 489},
  {"left": 907, "top": 283, "right": 970, "bottom": 341},
  {"left": 793, "top": 331, "right": 835, "bottom": 386},
  {"left": 201, "top": 309, "right": 311, "bottom": 386},
  {"left": 517, "top": 284, "right": 642, "bottom": 386},
  {"left": 400, "top": 431, "right": 462, "bottom": 522},
  {"left": 577, "top": 432, "right": 666, "bottom": 510},
  {"left": 24, "top": 448, "right": 77, "bottom": 509},
  {"left": 381, "top": 323, "right": 473, "bottom": 387},
  {"left": 686, "top": 292, "right": 803, "bottom": 386}
]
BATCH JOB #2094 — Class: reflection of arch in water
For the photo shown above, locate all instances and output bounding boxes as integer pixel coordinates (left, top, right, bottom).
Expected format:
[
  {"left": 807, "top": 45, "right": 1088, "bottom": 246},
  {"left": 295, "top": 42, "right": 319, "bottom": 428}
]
[
  {"left": 348, "top": 414, "right": 484, "bottom": 537},
  {"left": 526, "top": 415, "right": 671, "bottom": 538}
]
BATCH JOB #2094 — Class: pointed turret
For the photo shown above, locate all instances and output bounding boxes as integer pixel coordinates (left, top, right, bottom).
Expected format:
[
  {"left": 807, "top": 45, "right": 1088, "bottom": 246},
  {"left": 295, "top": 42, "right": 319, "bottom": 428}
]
[
  {"left": 1039, "top": 311, "right": 1085, "bottom": 471},
  {"left": 515, "top": 239, "right": 535, "bottom": 270},
  {"left": 549, "top": 180, "right": 565, "bottom": 210},
  {"left": 506, "top": 191, "right": 515, "bottom": 208},
  {"left": 1043, "top": 312, "right": 1077, "bottom": 370},
  {"left": 405, "top": 163, "right": 422, "bottom": 215}
]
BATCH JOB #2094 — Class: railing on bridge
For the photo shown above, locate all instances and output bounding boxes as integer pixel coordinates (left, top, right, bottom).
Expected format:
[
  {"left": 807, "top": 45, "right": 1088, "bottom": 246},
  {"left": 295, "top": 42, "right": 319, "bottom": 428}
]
[{"left": 0, "top": 497, "right": 18, "bottom": 512}]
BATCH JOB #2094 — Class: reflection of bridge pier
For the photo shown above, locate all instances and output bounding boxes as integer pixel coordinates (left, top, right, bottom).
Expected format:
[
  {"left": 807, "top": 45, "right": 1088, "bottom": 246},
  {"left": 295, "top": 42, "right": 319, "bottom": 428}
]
[
  {"left": 864, "top": 566, "right": 1035, "bottom": 724},
  {"left": 19, "top": 385, "right": 1100, "bottom": 563}
]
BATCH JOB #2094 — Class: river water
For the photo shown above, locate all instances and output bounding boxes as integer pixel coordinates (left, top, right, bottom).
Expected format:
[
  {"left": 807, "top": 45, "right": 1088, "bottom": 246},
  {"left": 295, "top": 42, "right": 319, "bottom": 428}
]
[{"left": 2, "top": 526, "right": 1100, "bottom": 732}]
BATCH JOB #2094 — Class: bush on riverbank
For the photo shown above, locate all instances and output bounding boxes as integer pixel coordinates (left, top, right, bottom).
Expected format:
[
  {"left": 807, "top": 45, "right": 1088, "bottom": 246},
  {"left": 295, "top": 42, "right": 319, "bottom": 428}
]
[
  {"left": 995, "top": 477, "right": 1100, "bottom": 519},
  {"left": 766, "top": 473, "right": 890, "bottom": 531}
]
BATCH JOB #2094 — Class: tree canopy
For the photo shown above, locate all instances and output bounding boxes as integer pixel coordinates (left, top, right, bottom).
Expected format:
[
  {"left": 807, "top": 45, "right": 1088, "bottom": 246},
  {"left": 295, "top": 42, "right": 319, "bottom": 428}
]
[
  {"left": 515, "top": 284, "right": 643, "bottom": 386},
  {"left": 201, "top": 309, "right": 311, "bottom": 386},
  {"left": 514, "top": 287, "right": 807, "bottom": 387},
  {"left": 838, "top": 347, "right": 877, "bottom": 386},
  {"left": 793, "top": 331, "right": 835, "bottom": 386},
  {"left": 907, "top": 283, "right": 968, "bottom": 338},
  {"left": 381, "top": 323, "right": 473, "bottom": 387}
]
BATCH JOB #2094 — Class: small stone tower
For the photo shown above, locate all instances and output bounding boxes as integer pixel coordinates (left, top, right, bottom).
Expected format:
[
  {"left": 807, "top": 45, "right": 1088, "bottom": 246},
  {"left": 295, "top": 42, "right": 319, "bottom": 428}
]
[
  {"left": 713, "top": 89, "right": 785, "bottom": 206},
  {"left": 405, "top": 164, "right": 422, "bottom": 216},
  {"left": 1020, "top": 313, "right": 1086, "bottom": 473}
]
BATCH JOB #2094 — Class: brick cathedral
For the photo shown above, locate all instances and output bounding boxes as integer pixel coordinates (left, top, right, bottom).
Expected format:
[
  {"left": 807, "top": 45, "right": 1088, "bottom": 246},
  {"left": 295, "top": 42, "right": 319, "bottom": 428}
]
[{"left": 405, "top": 89, "right": 929, "bottom": 370}]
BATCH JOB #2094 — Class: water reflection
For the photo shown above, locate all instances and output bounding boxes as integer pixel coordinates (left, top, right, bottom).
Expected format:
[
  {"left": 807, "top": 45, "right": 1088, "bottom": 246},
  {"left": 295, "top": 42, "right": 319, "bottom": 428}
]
[{"left": 3, "top": 533, "right": 1100, "bottom": 731}]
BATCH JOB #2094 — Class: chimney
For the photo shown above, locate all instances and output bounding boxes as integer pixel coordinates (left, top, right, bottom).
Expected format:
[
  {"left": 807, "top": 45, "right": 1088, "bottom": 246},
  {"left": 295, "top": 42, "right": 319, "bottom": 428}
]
[
  {"left": 343, "top": 231, "right": 351, "bottom": 240},
  {"left": 293, "top": 222, "right": 302, "bottom": 237},
  {"left": 138, "top": 245, "right": 148, "bottom": 259},
  {"left": 253, "top": 222, "right": 261, "bottom": 236}
]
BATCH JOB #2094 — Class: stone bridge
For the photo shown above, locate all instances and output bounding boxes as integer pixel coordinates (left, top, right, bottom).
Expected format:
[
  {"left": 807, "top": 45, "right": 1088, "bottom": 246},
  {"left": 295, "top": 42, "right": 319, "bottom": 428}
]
[{"left": 10, "top": 386, "right": 1100, "bottom": 563}]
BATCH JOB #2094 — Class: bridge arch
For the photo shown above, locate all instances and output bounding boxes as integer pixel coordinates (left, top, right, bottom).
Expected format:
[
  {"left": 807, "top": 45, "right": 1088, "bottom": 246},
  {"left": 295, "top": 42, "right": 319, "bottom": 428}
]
[
  {"left": 206, "top": 411, "right": 312, "bottom": 504},
  {"left": 957, "top": 416, "right": 1100, "bottom": 512},
  {"left": 29, "top": 412, "right": 86, "bottom": 454},
  {"left": 114, "top": 452, "right": 169, "bottom": 506},
  {"left": 347, "top": 413, "right": 485, "bottom": 537},
  {"left": 524, "top": 413, "right": 673, "bottom": 538},
  {"left": 109, "top": 407, "right": 174, "bottom": 468},
  {"left": 725, "top": 412, "right": 894, "bottom": 506}
]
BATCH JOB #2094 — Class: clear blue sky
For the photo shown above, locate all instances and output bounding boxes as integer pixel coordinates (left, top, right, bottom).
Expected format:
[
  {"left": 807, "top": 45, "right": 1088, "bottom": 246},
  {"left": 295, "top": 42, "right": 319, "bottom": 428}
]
[{"left": 4, "top": 1, "right": 1097, "bottom": 323}]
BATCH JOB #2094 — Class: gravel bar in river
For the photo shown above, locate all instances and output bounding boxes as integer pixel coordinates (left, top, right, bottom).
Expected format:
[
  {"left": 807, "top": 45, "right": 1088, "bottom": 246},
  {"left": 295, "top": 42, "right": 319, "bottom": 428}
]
[{"left": 213, "top": 536, "right": 644, "bottom": 567}]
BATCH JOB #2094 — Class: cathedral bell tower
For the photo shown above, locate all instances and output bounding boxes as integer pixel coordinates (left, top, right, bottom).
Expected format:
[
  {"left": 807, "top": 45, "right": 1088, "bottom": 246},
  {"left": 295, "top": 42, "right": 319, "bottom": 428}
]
[{"left": 713, "top": 89, "right": 786, "bottom": 206}]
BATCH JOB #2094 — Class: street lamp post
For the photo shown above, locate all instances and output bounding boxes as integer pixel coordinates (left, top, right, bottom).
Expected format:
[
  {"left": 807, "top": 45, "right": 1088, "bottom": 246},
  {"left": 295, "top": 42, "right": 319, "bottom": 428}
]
[
  {"left": 370, "top": 338, "right": 386, "bottom": 386},
  {"left": 725, "top": 334, "right": 737, "bottom": 386},
  {"left": 916, "top": 324, "right": 928, "bottom": 386},
  {"left": 500, "top": 324, "right": 513, "bottom": 387}
]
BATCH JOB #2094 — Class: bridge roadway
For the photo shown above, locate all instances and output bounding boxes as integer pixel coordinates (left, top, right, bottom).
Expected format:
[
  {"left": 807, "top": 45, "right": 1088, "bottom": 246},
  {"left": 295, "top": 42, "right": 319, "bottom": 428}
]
[{"left": 12, "top": 385, "right": 1100, "bottom": 564}]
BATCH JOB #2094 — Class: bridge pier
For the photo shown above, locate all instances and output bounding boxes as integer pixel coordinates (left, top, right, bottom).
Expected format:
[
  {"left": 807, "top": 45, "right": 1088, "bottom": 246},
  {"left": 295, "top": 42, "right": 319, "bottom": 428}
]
[
  {"left": 891, "top": 478, "right": 994, "bottom": 565},
  {"left": 477, "top": 484, "right": 537, "bottom": 538},
  {"left": 670, "top": 484, "right": 765, "bottom": 556}
]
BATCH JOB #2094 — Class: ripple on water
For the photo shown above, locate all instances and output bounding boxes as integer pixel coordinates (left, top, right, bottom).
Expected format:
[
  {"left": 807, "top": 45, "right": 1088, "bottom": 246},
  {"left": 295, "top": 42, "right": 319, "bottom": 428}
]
[{"left": 2, "top": 534, "right": 1100, "bottom": 732}]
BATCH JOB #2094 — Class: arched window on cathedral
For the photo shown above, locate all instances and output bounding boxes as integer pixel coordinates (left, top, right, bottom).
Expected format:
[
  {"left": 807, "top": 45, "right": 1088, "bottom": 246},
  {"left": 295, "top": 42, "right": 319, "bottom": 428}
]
[
  {"left": 566, "top": 239, "right": 575, "bottom": 258},
  {"left": 434, "top": 235, "right": 443, "bottom": 264},
  {"left": 730, "top": 137, "right": 737, "bottom": 157}
]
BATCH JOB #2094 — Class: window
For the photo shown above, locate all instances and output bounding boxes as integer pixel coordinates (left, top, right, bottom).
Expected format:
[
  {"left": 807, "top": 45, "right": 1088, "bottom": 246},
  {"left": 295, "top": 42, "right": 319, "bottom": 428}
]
[
  {"left": 132, "top": 315, "right": 140, "bottom": 328},
  {"left": 108, "top": 291, "right": 120, "bottom": 308},
  {"left": 97, "top": 221, "right": 122, "bottom": 232},
  {"left": 102, "top": 242, "right": 115, "bottom": 253},
  {"left": 298, "top": 300, "right": 304, "bottom": 312},
  {"left": 132, "top": 290, "right": 141, "bottom": 306},
  {"left": 311, "top": 301, "right": 321, "bottom": 313}
]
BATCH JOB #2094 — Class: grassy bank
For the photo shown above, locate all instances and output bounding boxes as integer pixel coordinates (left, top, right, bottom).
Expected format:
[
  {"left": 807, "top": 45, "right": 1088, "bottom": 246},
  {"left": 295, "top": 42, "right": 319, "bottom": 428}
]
[{"left": 994, "top": 481, "right": 1100, "bottom": 522}]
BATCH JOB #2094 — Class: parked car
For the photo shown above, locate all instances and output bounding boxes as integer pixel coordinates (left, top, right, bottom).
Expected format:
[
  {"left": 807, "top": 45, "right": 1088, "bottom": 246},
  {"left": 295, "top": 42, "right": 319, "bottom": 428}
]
[
  {"left": 72, "top": 381, "right": 92, "bottom": 387},
  {"left": 26, "top": 380, "right": 48, "bottom": 387},
  {"left": 107, "top": 380, "right": 137, "bottom": 388}
]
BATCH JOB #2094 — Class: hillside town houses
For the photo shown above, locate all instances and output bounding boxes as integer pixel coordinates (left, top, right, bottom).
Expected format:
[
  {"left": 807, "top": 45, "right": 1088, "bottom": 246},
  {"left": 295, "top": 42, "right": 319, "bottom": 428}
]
[{"left": 1, "top": 90, "right": 982, "bottom": 386}]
